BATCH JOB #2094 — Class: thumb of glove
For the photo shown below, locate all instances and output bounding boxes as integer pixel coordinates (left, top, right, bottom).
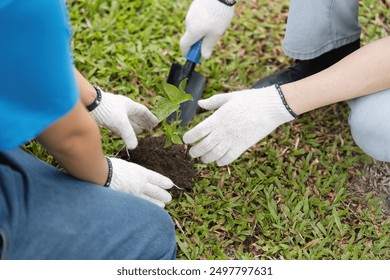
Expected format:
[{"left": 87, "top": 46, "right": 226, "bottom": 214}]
[
  {"left": 201, "top": 33, "right": 220, "bottom": 59},
  {"left": 118, "top": 120, "right": 138, "bottom": 150},
  {"left": 198, "top": 93, "right": 233, "bottom": 110},
  {"left": 180, "top": 31, "right": 202, "bottom": 58}
]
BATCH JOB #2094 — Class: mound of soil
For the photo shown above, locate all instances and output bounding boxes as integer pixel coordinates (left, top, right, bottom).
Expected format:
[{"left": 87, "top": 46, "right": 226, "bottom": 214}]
[{"left": 119, "top": 136, "right": 199, "bottom": 198}]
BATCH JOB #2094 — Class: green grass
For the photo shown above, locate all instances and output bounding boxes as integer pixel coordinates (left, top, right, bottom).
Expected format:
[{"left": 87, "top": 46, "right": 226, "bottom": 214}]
[{"left": 27, "top": 0, "right": 390, "bottom": 259}]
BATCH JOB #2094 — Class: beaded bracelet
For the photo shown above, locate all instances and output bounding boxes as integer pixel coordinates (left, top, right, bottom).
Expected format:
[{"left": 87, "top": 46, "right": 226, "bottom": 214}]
[
  {"left": 104, "top": 157, "right": 113, "bottom": 187},
  {"left": 274, "top": 84, "right": 299, "bottom": 119}
]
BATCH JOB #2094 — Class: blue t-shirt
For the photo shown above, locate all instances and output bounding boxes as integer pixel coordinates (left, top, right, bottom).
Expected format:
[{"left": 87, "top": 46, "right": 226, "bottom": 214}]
[{"left": 0, "top": 0, "right": 78, "bottom": 150}]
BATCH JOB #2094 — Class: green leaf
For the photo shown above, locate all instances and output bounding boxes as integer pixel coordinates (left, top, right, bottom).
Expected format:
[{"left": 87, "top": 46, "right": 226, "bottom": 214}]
[
  {"left": 171, "top": 134, "right": 183, "bottom": 144},
  {"left": 176, "top": 238, "right": 191, "bottom": 260},
  {"left": 156, "top": 83, "right": 164, "bottom": 96},
  {"left": 178, "top": 78, "right": 188, "bottom": 92},
  {"left": 162, "top": 82, "right": 182, "bottom": 102},
  {"left": 163, "top": 137, "right": 173, "bottom": 148},
  {"left": 155, "top": 98, "right": 179, "bottom": 121},
  {"left": 177, "top": 91, "right": 193, "bottom": 104},
  {"left": 332, "top": 208, "right": 345, "bottom": 237},
  {"left": 165, "top": 125, "right": 173, "bottom": 136},
  {"left": 162, "top": 81, "right": 193, "bottom": 104}
]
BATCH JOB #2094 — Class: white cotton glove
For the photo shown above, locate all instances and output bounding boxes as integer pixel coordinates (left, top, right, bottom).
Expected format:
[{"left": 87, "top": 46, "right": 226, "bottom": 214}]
[
  {"left": 108, "top": 158, "right": 174, "bottom": 208},
  {"left": 183, "top": 85, "right": 297, "bottom": 166},
  {"left": 90, "top": 87, "right": 158, "bottom": 149},
  {"left": 180, "top": 0, "right": 235, "bottom": 59}
]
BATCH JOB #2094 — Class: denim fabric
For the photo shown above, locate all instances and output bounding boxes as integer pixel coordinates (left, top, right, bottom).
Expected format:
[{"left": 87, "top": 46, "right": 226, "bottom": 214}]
[
  {"left": 347, "top": 88, "right": 390, "bottom": 162},
  {"left": 0, "top": 149, "right": 176, "bottom": 260},
  {"left": 282, "top": 0, "right": 361, "bottom": 59}
]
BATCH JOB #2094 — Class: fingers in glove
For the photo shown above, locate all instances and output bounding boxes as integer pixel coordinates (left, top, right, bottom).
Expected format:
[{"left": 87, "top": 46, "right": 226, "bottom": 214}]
[
  {"left": 145, "top": 184, "right": 172, "bottom": 204},
  {"left": 180, "top": 30, "right": 203, "bottom": 58},
  {"left": 139, "top": 194, "right": 165, "bottom": 208},
  {"left": 115, "top": 120, "right": 138, "bottom": 150},
  {"left": 146, "top": 170, "right": 174, "bottom": 190},
  {"left": 198, "top": 93, "right": 232, "bottom": 110},
  {"left": 131, "top": 123, "right": 143, "bottom": 134},
  {"left": 201, "top": 33, "right": 220, "bottom": 59},
  {"left": 183, "top": 120, "right": 212, "bottom": 145},
  {"left": 200, "top": 144, "right": 228, "bottom": 164},
  {"left": 216, "top": 148, "right": 244, "bottom": 166},
  {"left": 188, "top": 136, "right": 218, "bottom": 158},
  {"left": 128, "top": 103, "right": 159, "bottom": 130}
]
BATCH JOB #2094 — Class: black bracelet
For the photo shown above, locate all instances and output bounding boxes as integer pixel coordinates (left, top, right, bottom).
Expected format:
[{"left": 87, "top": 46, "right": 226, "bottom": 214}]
[
  {"left": 274, "top": 84, "right": 299, "bottom": 119},
  {"left": 217, "top": 0, "right": 237, "bottom": 6},
  {"left": 104, "top": 157, "right": 113, "bottom": 187},
  {"left": 86, "top": 85, "right": 102, "bottom": 112}
]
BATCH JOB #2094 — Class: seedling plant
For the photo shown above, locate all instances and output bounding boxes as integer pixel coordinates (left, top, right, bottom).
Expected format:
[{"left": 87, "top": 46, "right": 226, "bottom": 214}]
[{"left": 155, "top": 79, "right": 193, "bottom": 148}]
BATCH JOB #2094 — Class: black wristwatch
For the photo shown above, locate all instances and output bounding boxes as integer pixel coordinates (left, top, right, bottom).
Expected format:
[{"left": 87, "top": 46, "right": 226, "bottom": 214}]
[
  {"left": 86, "top": 85, "right": 102, "bottom": 112},
  {"left": 217, "top": 0, "right": 237, "bottom": 7}
]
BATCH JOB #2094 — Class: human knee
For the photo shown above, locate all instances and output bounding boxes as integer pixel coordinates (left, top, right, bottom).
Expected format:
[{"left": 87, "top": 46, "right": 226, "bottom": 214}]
[
  {"left": 100, "top": 200, "right": 177, "bottom": 260},
  {"left": 349, "top": 107, "right": 390, "bottom": 162},
  {"left": 142, "top": 206, "right": 177, "bottom": 259}
]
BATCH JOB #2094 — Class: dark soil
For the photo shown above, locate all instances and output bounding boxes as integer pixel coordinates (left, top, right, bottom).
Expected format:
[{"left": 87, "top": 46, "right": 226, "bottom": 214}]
[
  {"left": 119, "top": 136, "right": 200, "bottom": 198},
  {"left": 349, "top": 160, "right": 390, "bottom": 219}
]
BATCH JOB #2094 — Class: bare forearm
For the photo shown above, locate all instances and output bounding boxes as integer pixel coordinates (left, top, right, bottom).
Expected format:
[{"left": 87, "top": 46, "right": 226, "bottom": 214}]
[
  {"left": 74, "top": 67, "right": 97, "bottom": 106},
  {"left": 37, "top": 101, "right": 108, "bottom": 186},
  {"left": 282, "top": 36, "right": 390, "bottom": 115}
]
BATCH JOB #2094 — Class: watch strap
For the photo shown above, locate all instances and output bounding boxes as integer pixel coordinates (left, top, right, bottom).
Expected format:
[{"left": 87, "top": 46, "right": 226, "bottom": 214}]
[
  {"left": 86, "top": 85, "right": 102, "bottom": 112},
  {"left": 217, "top": 0, "right": 237, "bottom": 7}
]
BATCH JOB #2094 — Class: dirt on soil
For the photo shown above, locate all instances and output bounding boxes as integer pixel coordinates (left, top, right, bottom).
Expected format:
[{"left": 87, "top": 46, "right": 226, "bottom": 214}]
[
  {"left": 119, "top": 136, "right": 200, "bottom": 198},
  {"left": 349, "top": 160, "right": 390, "bottom": 218}
]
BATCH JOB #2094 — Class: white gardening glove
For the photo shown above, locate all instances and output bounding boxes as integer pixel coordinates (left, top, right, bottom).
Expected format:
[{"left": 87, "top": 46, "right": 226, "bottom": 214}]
[
  {"left": 180, "top": 0, "right": 235, "bottom": 59},
  {"left": 183, "top": 85, "right": 297, "bottom": 166},
  {"left": 90, "top": 87, "right": 158, "bottom": 149},
  {"left": 108, "top": 158, "right": 174, "bottom": 208}
]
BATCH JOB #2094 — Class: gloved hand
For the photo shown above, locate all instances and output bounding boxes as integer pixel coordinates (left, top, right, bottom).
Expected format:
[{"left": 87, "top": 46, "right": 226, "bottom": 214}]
[
  {"left": 90, "top": 87, "right": 158, "bottom": 149},
  {"left": 183, "top": 85, "right": 297, "bottom": 166},
  {"left": 180, "top": 0, "right": 235, "bottom": 59},
  {"left": 108, "top": 158, "right": 174, "bottom": 208}
]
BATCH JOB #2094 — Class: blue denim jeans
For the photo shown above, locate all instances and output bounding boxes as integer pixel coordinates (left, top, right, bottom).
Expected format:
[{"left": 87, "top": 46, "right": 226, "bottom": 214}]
[
  {"left": 283, "top": 0, "right": 361, "bottom": 59},
  {"left": 0, "top": 149, "right": 176, "bottom": 259},
  {"left": 348, "top": 88, "right": 390, "bottom": 162}
]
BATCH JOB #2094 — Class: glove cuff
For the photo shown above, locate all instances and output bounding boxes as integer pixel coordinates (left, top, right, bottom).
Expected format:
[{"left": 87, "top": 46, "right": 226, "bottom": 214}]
[{"left": 274, "top": 84, "right": 299, "bottom": 119}]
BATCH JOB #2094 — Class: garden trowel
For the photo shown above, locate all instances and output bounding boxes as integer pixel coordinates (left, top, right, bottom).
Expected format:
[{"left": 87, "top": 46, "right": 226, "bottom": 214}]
[{"left": 166, "top": 40, "right": 206, "bottom": 126}]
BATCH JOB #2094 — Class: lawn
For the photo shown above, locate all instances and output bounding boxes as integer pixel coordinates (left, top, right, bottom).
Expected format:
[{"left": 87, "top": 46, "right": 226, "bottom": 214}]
[{"left": 26, "top": 0, "right": 390, "bottom": 259}]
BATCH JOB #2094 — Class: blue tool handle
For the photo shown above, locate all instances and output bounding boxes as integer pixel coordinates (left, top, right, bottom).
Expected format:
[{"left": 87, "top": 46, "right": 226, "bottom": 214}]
[{"left": 186, "top": 39, "right": 202, "bottom": 64}]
